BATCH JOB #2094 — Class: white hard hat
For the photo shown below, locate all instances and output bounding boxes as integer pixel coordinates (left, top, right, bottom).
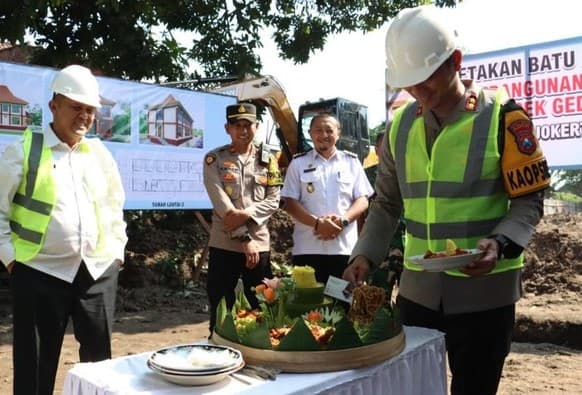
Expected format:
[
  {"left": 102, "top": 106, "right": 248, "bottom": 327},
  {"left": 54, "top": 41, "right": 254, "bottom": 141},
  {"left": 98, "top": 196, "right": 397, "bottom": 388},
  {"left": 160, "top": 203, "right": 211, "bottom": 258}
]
[
  {"left": 50, "top": 65, "right": 102, "bottom": 108},
  {"left": 385, "top": 5, "right": 458, "bottom": 89}
]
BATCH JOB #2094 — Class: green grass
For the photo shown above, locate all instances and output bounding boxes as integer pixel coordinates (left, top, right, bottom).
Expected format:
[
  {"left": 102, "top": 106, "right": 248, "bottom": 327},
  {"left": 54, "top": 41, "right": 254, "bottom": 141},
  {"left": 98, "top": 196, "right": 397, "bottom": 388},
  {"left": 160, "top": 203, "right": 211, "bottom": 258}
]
[{"left": 551, "top": 192, "right": 582, "bottom": 202}]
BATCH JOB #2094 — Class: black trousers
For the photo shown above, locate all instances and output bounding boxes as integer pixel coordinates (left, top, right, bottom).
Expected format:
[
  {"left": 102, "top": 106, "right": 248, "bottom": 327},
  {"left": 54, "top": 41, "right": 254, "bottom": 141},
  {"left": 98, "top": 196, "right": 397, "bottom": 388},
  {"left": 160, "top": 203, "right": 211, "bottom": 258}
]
[
  {"left": 206, "top": 247, "right": 272, "bottom": 333},
  {"left": 10, "top": 261, "right": 119, "bottom": 395},
  {"left": 292, "top": 254, "right": 350, "bottom": 284},
  {"left": 396, "top": 295, "right": 515, "bottom": 395}
]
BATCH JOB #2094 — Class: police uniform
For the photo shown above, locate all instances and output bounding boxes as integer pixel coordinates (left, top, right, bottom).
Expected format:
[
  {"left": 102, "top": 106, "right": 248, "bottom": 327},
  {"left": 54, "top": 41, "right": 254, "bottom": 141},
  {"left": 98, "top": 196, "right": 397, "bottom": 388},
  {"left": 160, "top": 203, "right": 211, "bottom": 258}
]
[
  {"left": 351, "top": 81, "right": 549, "bottom": 395},
  {"left": 281, "top": 148, "right": 373, "bottom": 281},
  {"left": 203, "top": 125, "right": 282, "bottom": 332}
]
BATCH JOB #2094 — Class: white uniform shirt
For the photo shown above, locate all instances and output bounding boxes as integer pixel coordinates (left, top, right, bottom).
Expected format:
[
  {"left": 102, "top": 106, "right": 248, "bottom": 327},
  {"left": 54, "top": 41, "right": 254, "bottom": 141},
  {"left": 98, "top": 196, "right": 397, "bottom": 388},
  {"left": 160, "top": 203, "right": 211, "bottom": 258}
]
[
  {"left": 0, "top": 126, "right": 127, "bottom": 282},
  {"left": 281, "top": 149, "right": 373, "bottom": 256}
]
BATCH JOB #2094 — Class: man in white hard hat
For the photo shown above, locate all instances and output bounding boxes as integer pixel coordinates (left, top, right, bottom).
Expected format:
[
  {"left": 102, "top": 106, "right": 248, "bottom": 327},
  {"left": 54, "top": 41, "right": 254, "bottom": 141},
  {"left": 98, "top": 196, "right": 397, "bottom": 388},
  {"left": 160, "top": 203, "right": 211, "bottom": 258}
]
[
  {"left": 344, "top": 5, "right": 550, "bottom": 395},
  {"left": 0, "top": 65, "right": 127, "bottom": 395}
]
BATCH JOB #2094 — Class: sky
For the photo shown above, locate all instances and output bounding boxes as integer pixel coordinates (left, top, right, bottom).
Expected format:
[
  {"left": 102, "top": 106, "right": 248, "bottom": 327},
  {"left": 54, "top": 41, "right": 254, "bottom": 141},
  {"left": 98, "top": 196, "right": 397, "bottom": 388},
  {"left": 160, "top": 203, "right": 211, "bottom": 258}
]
[{"left": 257, "top": 0, "right": 582, "bottom": 128}]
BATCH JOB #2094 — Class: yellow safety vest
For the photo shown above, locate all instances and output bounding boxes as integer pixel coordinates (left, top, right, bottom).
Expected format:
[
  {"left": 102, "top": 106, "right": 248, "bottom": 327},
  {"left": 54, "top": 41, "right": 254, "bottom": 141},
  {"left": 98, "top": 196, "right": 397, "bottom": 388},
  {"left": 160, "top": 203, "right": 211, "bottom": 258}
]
[
  {"left": 10, "top": 129, "right": 109, "bottom": 262},
  {"left": 389, "top": 88, "right": 523, "bottom": 277}
]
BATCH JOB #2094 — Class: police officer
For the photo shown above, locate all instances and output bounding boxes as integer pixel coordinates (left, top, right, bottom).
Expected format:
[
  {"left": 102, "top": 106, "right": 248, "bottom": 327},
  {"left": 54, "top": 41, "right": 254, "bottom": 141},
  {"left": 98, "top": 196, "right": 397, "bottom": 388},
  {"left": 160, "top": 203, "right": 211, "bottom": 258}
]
[
  {"left": 343, "top": 6, "right": 550, "bottom": 395},
  {"left": 281, "top": 112, "right": 374, "bottom": 284},
  {"left": 0, "top": 65, "right": 127, "bottom": 395},
  {"left": 203, "top": 103, "right": 282, "bottom": 334}
]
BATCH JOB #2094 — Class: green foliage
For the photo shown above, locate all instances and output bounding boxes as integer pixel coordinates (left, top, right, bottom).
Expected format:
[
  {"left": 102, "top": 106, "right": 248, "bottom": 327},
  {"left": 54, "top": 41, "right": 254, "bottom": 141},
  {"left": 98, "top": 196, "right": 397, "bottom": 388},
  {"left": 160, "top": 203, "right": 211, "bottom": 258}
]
[
  {"left": 239, "top": 321, "right": 271, "bottom": 350},
  {"left": 26, "top": 104, "right": 42, "bottom": 126},
  {"left": 153, "top": 250, "right": 183, "bottom": 285},
  {"left": 233, "top": 288, "right": 252, "bottom": 312},
  {"left": 550, "top": 170, "right": 582, "bottom": 197},
  {"left": 112, "top": 103, "right": 131, "bottom": 136},
  {"left": 369, "top": 121, "right": 387, "bottom": 144},
  {"left": 1, "top": 0, "right": 456, "bottom": 81},
  {"left": 358, "top": 307, "right": 400, "bottom": 345},
  {"left": 216, "top": 300, "right": 240, "bottom": 342},
  {"left": 327, "top": 316, "right": 363, "bottom": 350},
  {"left": 552, "top": 192, "right": 582, "bottom": 202},
  {"left": 276, "top": 317, "right": 320, "bottom": 351},
  {"left": 255, "top": 277, "right": 295, "bottom": 329},
  {"left": 319, "top": 305, "right": 343, "bottom": 325},
  {"left": 271, "top": 261, "right": 293, "bottom": 277}
]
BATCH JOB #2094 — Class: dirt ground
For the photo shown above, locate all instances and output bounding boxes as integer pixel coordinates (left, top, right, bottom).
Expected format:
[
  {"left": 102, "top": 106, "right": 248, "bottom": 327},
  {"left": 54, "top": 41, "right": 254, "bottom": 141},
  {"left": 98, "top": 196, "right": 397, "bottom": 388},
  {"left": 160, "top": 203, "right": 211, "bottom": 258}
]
[{"left": 0, "top": 212, "right": 581, "bottom": 394}]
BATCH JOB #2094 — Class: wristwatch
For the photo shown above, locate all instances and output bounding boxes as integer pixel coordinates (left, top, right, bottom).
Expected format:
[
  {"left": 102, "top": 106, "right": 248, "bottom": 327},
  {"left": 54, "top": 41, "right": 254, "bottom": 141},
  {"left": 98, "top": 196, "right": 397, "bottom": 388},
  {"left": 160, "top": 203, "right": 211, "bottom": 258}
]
[
  {"left": 489, "top": 234, "right": 509, "bottom": 259},
  {"left": 340, "top": 217, "right": 350, "bottom": 228},
  {"left": 238, "top": 233, "right": 252, "bottom": 243}
]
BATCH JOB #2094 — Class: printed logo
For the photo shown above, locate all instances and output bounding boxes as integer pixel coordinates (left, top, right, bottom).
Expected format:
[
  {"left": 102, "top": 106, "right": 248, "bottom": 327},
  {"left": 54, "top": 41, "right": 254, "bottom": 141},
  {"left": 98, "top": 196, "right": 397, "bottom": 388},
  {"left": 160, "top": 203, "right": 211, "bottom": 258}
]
[
  {"left": 508, "top": 119, "right": 536, "bottom": 155},
  {"left": 205, "top": 154, "right": 216, "bottom": 165}
]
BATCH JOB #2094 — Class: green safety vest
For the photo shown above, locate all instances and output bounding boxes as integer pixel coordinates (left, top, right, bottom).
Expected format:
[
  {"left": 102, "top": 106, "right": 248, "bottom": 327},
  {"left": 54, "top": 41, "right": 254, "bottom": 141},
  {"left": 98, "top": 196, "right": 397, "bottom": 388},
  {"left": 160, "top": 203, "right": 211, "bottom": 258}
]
[
  {"left": 389, "top": 88, "right": 523, "bottom": 277},
  {"left": 10, "top": 129, "right": 108, "bottom": 263}
]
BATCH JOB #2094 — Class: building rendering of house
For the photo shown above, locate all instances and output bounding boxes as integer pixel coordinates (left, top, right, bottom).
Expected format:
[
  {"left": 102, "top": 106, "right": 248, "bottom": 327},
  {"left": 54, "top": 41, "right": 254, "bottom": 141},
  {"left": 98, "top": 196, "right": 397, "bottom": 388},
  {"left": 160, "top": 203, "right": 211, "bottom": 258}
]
[
  {"left": 147, "top": 94, "right": 194, "bottom": 146},
  {"left": 0, "top": 84, "right": 28, "bottom": 131},
  {"left": 91, "top": 96, "right": 116, "bottom": 138}
]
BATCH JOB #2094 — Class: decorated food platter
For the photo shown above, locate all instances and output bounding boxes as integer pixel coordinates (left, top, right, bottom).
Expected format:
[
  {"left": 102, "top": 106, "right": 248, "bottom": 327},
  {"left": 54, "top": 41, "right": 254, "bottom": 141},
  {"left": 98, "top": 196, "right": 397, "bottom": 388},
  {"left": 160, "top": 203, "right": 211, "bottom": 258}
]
[
  {"left": 408, "top": 248, "right": 483, "bottom": 272},
  {"left": 211, "top": 266, "right": 405, "bottom": 372},
  {"left": 212, "top": 329, "right": 405, "bottom": 372}
]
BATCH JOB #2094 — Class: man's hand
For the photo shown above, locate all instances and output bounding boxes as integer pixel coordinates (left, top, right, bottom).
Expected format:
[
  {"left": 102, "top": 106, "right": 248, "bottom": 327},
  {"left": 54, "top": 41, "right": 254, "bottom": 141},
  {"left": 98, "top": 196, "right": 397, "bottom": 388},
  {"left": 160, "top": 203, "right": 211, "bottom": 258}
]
[
  {"left": 460, "top": 238, "right": 497, "bottom": 276},
  {"left": 6, "top": 261, "right": 15, "bottom": 274},
  {"left": 223, "top": 209, "right": 250, "bottom": 232},
  {"left": 342, "top": 256, "right": 371, "bottom": 285},
  {"left": 314, "top": 215, "right": 342, "bottom": 240},
  {"left": 241, "top": 239, "right": 260, "bottom": 269}
]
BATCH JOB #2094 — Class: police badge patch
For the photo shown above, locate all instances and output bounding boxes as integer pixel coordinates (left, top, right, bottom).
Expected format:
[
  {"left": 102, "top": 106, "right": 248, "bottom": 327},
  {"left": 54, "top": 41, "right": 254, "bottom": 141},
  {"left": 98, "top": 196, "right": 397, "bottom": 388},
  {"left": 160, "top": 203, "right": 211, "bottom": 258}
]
[
  {"left": 205, "top": 153, "right": 216, "bottom": 165},
  {"left": 508, "top": 119, "right": 536, "bottom": 155}
]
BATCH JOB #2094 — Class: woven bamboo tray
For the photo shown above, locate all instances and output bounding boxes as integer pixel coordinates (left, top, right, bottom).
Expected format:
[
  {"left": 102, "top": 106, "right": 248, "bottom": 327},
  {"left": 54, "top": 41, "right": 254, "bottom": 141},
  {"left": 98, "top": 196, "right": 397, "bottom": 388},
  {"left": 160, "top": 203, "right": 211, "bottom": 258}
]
[{"left": 211, "top": 329, "right": 406, "bottom": 373}]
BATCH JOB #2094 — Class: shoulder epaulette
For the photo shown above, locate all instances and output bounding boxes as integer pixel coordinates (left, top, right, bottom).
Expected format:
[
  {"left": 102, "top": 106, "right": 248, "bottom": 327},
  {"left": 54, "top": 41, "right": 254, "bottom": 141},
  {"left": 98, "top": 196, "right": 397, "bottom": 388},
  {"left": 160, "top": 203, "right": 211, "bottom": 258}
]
[
  {"left": 500, "top": 98, "right": 525, "bottom": 114},
  {"left": 293, "top": 149, "right": 312, "bottom": 158},
  {"left": 342, "top": 150, "right": 358, "bottom": 158}
]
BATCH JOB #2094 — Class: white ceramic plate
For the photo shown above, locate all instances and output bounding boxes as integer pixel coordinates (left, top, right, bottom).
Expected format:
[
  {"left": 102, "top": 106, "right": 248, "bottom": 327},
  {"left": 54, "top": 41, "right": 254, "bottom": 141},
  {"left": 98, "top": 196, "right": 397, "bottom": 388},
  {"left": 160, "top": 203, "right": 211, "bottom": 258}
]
[
  {"left": 149, "top": 344, "right": 242, "bottom": 373},
  {"left": 408, "top": 249, "right": 483, "bottom": 272},
  {"left": 147, "top": 359, "right": 244, "bottom": 376},
  {"left": 147, "top": 360, "right": 244, "bottom": 386}
]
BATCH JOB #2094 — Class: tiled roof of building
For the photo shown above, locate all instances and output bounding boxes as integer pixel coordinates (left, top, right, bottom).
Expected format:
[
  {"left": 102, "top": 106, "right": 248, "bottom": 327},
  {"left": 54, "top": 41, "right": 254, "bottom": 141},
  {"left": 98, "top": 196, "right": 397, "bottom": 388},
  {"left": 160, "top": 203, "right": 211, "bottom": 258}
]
[{"left": 0, "top": 85, "right": 28, "bottom": 105}]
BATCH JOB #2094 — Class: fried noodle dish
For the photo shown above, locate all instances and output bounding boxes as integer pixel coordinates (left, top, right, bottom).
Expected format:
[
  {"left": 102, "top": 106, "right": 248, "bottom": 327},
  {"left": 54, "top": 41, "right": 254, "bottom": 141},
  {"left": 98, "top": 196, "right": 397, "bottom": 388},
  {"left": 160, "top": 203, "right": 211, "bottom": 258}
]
[{"left": 348, "top": 285, "right": 387, "bottom": 325}]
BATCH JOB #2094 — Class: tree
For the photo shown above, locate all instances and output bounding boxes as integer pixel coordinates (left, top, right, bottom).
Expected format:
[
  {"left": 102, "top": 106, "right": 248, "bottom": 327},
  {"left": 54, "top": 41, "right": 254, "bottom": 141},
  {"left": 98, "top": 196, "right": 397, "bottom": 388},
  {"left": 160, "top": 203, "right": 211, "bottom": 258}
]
[
  {"left": 0, "top": 0, "right": 456, "bottom": 82},
  {"left": 550, "top": 170, "right": 582, "bottom": 197},
  {"left": 369, "top": 121, "right": 387, "bottom": 144}
]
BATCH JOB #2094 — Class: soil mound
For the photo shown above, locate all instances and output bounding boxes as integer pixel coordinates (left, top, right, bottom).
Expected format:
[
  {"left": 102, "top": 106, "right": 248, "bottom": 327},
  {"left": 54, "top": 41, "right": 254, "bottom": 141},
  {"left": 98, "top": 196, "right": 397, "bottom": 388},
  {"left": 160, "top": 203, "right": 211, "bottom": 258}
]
[{"left": 115, "top": 210, "right": 582, "bottom": 348}]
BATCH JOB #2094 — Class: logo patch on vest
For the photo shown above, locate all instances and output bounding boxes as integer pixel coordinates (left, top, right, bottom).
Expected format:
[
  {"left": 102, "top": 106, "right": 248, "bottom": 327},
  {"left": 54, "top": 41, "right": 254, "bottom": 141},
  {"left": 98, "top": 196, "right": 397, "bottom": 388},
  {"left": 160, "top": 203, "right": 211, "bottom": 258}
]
[{"left": 508, "top": 119, "right": 536, "bottom": 155}]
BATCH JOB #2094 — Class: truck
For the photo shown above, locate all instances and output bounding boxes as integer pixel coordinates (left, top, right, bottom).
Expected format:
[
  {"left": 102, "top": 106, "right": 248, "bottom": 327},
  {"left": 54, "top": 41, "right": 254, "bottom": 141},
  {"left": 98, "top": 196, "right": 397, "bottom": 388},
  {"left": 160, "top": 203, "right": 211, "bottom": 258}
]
[{"left": 209, "top": 75, "right": 372, "bottom": 167}]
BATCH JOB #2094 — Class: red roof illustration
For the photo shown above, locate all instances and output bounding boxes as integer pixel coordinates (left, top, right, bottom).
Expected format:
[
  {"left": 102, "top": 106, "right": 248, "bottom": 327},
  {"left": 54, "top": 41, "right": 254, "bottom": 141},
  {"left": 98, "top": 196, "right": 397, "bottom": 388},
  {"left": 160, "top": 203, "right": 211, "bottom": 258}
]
[{"left": 0, "top": 85, "right": 28, "bottom": 105}]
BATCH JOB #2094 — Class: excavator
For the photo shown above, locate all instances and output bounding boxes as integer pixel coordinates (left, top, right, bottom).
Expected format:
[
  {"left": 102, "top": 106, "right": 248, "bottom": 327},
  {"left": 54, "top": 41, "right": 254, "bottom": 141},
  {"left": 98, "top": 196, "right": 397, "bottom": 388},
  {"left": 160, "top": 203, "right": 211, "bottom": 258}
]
[{"left": 209, "top": 75, "right": 372, "bottom": 168}]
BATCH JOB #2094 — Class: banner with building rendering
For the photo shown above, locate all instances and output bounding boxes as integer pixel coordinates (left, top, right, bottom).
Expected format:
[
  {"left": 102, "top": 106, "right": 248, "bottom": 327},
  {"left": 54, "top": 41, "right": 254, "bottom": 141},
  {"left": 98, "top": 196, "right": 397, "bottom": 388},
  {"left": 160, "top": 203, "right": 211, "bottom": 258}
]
[{"left": 0, "top": 61, "right": 234, "bottom": 209}]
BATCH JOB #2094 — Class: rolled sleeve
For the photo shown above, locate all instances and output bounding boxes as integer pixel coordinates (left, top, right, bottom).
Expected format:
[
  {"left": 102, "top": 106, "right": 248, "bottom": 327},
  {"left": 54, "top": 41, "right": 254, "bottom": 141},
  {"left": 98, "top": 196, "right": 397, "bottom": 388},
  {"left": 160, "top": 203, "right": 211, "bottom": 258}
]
[{"left": 491, "top": 190, "right": 545, "bottom": 247}]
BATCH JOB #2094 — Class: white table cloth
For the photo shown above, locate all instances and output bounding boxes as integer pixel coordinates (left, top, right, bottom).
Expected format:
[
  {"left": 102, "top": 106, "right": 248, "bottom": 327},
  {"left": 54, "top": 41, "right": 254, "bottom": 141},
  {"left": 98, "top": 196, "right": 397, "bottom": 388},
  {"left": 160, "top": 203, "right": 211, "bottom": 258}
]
[{"left": 64, "top": 326, "right": 446, "bottom": 395}]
